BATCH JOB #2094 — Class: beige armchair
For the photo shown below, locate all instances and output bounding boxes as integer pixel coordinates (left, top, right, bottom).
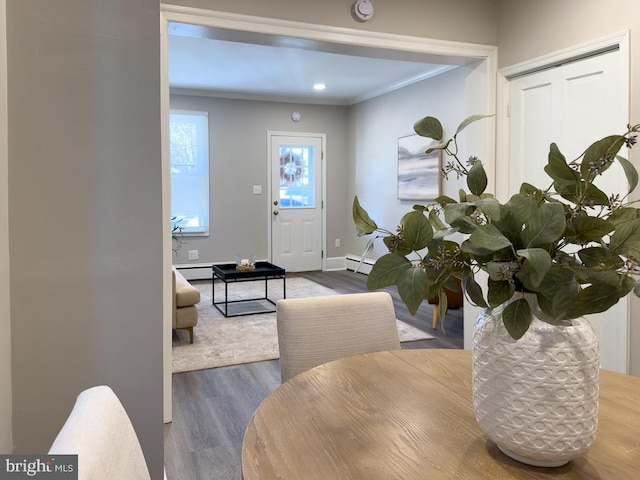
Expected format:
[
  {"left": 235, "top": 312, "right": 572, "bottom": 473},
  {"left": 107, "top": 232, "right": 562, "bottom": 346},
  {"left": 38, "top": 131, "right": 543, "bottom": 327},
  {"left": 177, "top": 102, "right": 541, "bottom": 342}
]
[
  {"left": 172, "top": 267, "right": 200, "bottom": 343},
  {"left": 276, "top": 291, "right": 401, "bottom": 383}
]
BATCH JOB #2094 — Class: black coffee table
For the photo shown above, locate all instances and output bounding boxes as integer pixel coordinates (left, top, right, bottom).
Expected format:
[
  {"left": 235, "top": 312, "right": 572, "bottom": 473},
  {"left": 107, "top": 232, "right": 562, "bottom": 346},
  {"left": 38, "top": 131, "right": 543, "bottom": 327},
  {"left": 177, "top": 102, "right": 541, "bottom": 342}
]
[{"left": 212, "top": 262, "right": 286, "bottom": 317}]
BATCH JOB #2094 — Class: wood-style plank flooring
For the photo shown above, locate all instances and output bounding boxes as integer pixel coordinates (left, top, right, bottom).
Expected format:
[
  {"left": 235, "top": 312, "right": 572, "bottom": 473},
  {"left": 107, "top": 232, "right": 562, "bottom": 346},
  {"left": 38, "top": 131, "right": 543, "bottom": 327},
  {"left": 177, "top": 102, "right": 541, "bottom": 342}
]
[{"left": 164, "top": 270, "right": 464, "bottom": 480}]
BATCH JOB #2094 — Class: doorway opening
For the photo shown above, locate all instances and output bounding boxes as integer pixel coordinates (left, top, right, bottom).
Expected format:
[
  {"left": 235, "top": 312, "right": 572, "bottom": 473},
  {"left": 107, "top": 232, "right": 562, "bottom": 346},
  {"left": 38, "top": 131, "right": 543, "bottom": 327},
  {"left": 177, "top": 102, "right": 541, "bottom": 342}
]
[{"left": 160, "top": 4, "right": 497, "bottom": 422}]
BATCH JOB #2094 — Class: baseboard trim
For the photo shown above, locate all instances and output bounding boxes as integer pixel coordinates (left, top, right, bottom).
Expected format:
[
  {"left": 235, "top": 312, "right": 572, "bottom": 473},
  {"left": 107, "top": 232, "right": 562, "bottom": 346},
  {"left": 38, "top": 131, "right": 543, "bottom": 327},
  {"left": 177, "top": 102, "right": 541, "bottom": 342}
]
[{"left": 324, "top": 256, "right": 347, "bottom": 271}]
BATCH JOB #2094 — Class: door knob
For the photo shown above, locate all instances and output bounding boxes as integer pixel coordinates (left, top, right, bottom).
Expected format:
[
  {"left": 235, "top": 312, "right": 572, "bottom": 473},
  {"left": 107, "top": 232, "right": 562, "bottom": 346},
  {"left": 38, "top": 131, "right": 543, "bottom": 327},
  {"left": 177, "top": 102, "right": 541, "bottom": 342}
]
[{"left": 273, "top": 210, "right": 279, "bottom": 216}]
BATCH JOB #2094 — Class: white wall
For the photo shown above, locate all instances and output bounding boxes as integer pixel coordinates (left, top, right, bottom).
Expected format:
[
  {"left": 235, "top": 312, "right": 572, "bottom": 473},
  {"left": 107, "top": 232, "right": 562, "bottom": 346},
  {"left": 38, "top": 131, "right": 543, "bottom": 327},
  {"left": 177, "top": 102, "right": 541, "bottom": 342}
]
[
  {"left": 0, "top": 0, "right": 11, "bottom": 453},
  {"left": 347, "top": 67, "right": 470, "bottom": 259},
  {"left": 346, "top": 65, "right": 492, "bottom": 345}
]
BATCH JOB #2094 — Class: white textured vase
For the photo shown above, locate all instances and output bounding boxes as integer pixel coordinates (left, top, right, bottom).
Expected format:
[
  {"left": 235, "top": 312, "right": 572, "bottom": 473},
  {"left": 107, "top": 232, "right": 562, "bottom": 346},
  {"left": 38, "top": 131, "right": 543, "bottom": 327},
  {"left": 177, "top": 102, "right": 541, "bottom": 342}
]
[{"left": 472, "top": 294, "right": 600, "bottom": 467}]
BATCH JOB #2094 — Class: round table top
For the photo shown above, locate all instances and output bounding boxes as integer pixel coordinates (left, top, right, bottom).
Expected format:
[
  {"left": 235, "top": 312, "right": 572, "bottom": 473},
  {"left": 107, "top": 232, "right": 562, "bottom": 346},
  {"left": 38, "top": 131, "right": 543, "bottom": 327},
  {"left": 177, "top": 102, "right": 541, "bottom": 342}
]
[{"left": 242, "top": 348, "right": 640, "bottom": 480}]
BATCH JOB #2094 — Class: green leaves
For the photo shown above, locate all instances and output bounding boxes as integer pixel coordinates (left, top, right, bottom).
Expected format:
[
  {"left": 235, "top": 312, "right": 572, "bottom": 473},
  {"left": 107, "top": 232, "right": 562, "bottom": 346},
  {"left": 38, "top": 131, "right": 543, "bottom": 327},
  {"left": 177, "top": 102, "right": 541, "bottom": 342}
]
[
  {"left": 617, "top": 155, "right": 638, "bottom": 194},
  {"left": 367, "top": 253, "right": 411, "bottom": 289},
  {"left": 401, "top": 211, "right": 433, "bottom": 251},
  {"left": 351, "top": 114, "right": 640, "bottom": 342},
  {"left": 487, "top": 279, "right": 515, "bottom": 307},
  {"left": 565, "top": 278, "right": 635, "bottom": 318},
  {"left": 413, "top": 116, "right": 443, "bottom": 141},
  {"left": 454, "top": 114, "right": 494, "bottom": 137},
  {"left": 352, "top": 196, "right": 377, "bottom": 236},
  {"left": 397, "top": 267, "right": 428, "bottom": 315},
  {"left": 468, "top": 224, "right": 512, "bottom": 252},
  {"left": 608, "top": 207, "right": 639, "bottom": 226},
  {"left": 502, "top": 298, "right": 532, "bottom": 340},
  {"left": 565, "top": 215, "right": 614, "bottom": 244},
  {"left": 463, "top": 274, "right": 488, "bottom": 308},
  {"left": 467, "top": 161, "right": 487, "bottom": 196},
  {"left": 609, "top": 218, "right": 640, "bottom": 256},
  {"left": 581, "top": 135, "right": 626, "bottom": 178},
  {"left": 414, "top": 114, "right": 494, "bottom": 142},
  {"left": 516, "top": 248, "right": 552, "bottom": 289},
  {"left": 522, "top": 202, "right": 566, "bottom": 247},
  {"left": 545, "top": 143, "right": 579, "bottom": 190},
  {"left": 426, "top": 140, "right": 451, "bottom": 154},
  {"left": 536, "top": 267, "right": 578, "bottom": 320},
  {"left": 504, "top": 194, "right": 536, "bottom": 225},
  {"left": 578, "top": 247, "right": 624, "bottom": 269}
]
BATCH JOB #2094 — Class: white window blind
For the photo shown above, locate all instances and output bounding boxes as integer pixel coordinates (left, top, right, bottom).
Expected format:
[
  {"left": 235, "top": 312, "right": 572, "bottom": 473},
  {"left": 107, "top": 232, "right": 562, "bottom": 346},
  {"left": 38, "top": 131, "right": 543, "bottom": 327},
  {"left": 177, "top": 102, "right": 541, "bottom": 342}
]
[{"left": 170, "top": 110, "right": 209, "bottom": 235}]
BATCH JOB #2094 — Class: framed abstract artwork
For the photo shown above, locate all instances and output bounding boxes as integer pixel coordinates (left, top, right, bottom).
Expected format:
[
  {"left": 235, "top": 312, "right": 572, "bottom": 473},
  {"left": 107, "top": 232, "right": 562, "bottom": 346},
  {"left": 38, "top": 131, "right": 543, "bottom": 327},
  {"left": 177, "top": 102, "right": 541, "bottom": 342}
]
[{"left": 397, "top": 134, "right": 441, "bottom": 200}]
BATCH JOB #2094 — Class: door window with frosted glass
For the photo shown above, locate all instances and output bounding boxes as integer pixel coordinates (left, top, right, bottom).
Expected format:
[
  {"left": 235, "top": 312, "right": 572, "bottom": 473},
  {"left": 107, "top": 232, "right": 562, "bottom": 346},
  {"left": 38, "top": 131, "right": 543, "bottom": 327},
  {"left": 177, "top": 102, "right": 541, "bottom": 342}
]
[{"left": 279, "top": 145, "right": 315, "bottom": 208}]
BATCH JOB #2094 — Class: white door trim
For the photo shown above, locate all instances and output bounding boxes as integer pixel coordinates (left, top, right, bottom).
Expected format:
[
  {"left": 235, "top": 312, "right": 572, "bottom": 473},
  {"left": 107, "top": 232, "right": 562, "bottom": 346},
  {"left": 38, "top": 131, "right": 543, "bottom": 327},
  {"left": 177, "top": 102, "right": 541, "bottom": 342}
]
[
  {"left": 159, "top": 7, "right": 173, "bottom": 424},
  {"left": 499, "top": 31, "right": 629, "bottom": 80},
  {"left": 267, "top": 131, "right": 326, "bottom": 271},
  {"left": 160, "top": 3, "right": 498, "bottom": 406}
]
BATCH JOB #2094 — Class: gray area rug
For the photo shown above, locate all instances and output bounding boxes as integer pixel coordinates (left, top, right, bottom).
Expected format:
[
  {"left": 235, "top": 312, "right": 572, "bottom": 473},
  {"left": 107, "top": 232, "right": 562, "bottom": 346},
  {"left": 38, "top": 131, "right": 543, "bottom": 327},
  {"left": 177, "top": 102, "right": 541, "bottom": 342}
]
[{"left": 172, "top": 277, "right": 433, "bottom": 374}]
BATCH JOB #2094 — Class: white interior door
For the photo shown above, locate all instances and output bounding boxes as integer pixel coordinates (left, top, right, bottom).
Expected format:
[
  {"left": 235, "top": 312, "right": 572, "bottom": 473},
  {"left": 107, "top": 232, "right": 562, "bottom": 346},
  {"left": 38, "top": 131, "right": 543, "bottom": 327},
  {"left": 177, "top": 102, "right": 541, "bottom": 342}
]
[
  {"left": 269, "top": 133, "right": 323, "bottom": 272},
  {"left": 508, "top": 48, "right": 630, "bottom": 372}
]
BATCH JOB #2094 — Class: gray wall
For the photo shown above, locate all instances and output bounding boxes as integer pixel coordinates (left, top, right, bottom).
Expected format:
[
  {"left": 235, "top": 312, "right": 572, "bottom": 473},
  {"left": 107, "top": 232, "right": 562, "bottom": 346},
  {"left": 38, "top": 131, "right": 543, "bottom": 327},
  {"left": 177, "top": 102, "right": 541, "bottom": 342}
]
[
  {"left": 497, "top": 0, "right": 640, "bottom": 375},
  {"left": 165, "top": 0, "right": 499, "bottom": 46},
  {"left": 6, "top": 1, "right": 164, "bottom": 478},
  {"left": 170, "top": 94, "right": 349, "bottom": 265},
  {"left": 0, "top": 0, "right": 9, "bottom": 454}
]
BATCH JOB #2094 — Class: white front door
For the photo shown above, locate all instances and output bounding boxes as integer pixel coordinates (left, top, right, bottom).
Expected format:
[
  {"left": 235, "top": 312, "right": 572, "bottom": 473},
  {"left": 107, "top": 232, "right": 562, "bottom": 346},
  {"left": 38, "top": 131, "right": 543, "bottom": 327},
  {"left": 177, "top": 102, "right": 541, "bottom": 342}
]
[
  {"left": 508, "top": 48, "right": 630, "bottom": 372},
  {"left": 269, "top": 133, "right": 324, "bottom": 272}
]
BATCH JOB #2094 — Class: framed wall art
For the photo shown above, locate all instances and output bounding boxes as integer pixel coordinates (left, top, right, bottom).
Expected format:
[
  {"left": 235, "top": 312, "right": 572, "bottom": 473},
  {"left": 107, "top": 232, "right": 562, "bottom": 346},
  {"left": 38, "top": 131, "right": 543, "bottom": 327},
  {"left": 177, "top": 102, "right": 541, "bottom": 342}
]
[{"left": 397, "top": 134, "right": 441, "bottom": 200}]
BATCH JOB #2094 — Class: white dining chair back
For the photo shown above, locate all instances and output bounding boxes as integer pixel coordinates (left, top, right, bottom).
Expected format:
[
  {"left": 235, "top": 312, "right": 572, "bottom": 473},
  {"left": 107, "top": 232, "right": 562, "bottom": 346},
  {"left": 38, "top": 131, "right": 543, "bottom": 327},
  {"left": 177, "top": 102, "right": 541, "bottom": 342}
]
[
  {"left": 277, "top": 291, "right": 401, "bottom": 382},
  {"left": 49, "top": 385, "right": 151, "bottom": 480}
]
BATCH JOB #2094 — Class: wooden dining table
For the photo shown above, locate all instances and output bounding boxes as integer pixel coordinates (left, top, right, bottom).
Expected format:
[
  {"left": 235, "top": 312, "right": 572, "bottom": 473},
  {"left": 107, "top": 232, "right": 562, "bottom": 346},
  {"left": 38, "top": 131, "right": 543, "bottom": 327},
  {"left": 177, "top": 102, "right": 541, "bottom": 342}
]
[{"left": 241, "top": 349, "right": 640, "bottom": 479}]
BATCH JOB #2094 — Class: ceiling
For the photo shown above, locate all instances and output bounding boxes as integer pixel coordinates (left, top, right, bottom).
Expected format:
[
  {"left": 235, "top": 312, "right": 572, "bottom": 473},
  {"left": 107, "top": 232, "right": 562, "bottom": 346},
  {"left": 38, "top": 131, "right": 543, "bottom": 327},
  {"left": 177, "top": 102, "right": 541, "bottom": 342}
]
[{"left": 167, "top": 22, "right": 462, "bottom": 106}]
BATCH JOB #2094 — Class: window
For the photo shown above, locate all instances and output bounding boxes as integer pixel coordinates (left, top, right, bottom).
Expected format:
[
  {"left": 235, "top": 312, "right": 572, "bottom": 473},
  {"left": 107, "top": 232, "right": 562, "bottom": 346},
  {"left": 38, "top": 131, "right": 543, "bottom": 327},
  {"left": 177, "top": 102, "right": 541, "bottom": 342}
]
[{"left": 170, "top": 110, "right": 209, "bottom": 235}]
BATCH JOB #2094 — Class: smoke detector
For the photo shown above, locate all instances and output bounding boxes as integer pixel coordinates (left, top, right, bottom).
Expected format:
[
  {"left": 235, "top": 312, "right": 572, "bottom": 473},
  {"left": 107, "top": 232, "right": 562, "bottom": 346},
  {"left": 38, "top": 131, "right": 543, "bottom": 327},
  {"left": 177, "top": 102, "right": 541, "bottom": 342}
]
[{"left": 352, "top": 0, "right": 374, "bottom": 22}]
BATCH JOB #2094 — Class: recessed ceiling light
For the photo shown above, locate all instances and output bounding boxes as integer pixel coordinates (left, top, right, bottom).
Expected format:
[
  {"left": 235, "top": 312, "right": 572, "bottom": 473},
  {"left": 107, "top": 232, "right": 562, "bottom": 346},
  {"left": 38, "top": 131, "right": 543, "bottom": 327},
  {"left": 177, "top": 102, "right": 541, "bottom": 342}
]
[{"left": 313, "top": 83, "right": 327, "bottom": 91}]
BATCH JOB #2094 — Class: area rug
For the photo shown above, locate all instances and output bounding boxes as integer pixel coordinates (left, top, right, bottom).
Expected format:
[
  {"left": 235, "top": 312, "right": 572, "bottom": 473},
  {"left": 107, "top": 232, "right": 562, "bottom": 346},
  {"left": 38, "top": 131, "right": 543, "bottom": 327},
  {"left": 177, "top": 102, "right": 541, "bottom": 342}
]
[{"left": 172, "top": 277, "right": 434, "bottom": 374}]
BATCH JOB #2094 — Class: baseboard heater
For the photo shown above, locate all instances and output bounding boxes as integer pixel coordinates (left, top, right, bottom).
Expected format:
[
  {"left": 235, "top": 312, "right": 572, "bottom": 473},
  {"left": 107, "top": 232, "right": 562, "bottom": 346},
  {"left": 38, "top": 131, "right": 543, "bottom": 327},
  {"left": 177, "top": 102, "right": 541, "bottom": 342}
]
[
  {"left": 176, "top": 257, "right": 371, "bottom": 279},
  {"left": 344, "top": 255, "right": 374, "bottom": 275}
]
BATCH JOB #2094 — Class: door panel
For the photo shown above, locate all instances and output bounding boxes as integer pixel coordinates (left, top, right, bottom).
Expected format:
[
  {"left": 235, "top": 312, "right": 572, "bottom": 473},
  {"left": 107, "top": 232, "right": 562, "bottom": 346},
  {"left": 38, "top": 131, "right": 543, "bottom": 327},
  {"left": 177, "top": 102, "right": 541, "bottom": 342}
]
[
  {"left": 270, "top": 134, "right": 323, "bottom": 272},
  {"left": 508, "top": 49, "right": 629, "bottom": 373}
]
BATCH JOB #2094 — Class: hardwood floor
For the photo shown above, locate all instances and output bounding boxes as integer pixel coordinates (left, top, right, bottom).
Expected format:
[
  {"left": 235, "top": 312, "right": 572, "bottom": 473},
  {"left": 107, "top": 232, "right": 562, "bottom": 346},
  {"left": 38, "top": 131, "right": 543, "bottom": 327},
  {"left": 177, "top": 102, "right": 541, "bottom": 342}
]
[{"left": 164, "top": 269, "right": 464, "bottom": 480}]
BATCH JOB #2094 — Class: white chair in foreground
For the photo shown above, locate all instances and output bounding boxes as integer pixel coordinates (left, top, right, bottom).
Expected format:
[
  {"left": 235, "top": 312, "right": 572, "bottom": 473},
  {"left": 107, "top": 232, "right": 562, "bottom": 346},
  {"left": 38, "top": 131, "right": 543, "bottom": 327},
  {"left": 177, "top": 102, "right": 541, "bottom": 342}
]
[
  {"left": 277, "top": 291, "right": 401, "bottom": 383},
  {"left": 49, "top": 385, "right": 151, "bottom": 480}
]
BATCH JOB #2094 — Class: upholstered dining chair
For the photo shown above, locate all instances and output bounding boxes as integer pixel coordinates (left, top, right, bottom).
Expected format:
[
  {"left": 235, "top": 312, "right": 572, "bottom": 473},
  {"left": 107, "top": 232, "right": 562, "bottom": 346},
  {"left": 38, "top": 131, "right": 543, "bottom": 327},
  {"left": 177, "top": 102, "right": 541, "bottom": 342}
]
[
  {"left": 49, "top": 385, "right": 151, "bottom": 480},
  {"left": 276, "top": 291, "right": 401, "bottom": 383}
]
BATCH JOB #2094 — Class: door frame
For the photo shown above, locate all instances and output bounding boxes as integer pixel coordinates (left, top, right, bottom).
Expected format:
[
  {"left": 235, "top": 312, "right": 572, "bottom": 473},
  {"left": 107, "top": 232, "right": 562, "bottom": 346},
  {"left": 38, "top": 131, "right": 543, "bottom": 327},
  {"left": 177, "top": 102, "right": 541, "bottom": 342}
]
[
  {"left": 160, "top": 3, "right": 498, "bottom": 423},
  {"left": 267, "top": 131, "right": 326, "bottom": 271},
  {"left": 495, "top": 30, "right": 631, "bottom": 371}
]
